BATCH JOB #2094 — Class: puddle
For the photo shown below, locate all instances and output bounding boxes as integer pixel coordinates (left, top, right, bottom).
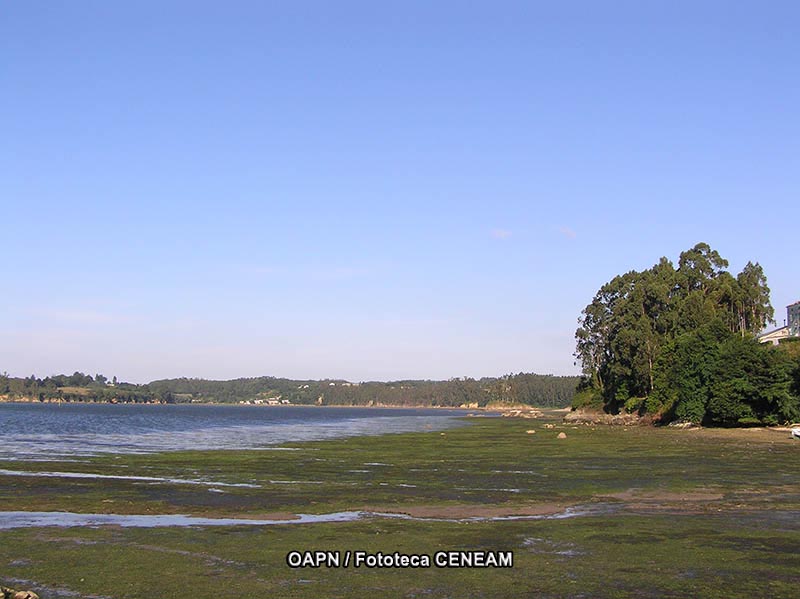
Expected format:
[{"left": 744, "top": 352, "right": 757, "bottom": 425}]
[
  {"left": 482, "top": 503, "right": 621, "bottom": 521},
  {"left": 455, "top": 487, "right": 524, "bottom": 493},
  {"left": 522, "top": 537, "right": 586, "bottom": 557},
  {"left": 0, "top": 511, "right": 365, "bottom": 529},
  {"left": 0, "top": 468, "right": 260, "bottom": 489},
  {"left": 0, "top": 504, "right": 619, "bottom": 529},
  {"left": 491, "top": 470, "right": 548, "bottom": 477},
  {"left": 267, "top": 480, "right": 324, "bottom": 485}
]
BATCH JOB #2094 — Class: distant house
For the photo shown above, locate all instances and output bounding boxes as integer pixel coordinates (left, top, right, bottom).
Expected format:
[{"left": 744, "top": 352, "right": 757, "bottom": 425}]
[
  {"left": 758, "top": 326, "right": 791, "bottom": 345},
  {"left": 759, "top": 301, "right": 800, "bottom": 345}
]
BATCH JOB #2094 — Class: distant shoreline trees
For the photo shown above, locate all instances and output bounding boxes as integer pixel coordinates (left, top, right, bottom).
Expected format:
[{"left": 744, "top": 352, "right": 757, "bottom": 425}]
[
  {"left": 0, "top": 371, "right": 579, "bottom": 408},
  {"left": 574, "top": 243, "right": 800, "bottom": 425}
]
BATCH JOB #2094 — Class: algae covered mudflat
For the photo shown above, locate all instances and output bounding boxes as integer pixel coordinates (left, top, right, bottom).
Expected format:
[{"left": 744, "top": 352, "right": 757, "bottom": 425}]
[{"left": 1, "top": 411, "right": 799, "bottom": 598}]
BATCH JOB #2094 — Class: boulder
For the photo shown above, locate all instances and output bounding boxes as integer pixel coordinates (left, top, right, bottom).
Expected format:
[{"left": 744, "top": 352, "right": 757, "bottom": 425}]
[
  {"left": 557, "top": 432, "right": 567, "bottom": 439},
  {"left": 0, "top": 590, "right": 40, "bottom": 599},
  {"left": 525, "top": 429, "right": 536, "bottom": 434}
]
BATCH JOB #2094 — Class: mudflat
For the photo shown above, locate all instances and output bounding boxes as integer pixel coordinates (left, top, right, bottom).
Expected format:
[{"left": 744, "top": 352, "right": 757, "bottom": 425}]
[{"left": 1, "top": 409, "right": 799, "bottom": 598}]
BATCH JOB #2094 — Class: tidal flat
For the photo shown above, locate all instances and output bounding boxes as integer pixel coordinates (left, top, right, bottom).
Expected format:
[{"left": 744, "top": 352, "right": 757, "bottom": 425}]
[{"left": 1, "top": 411, "right": 799, "bottom": 598}]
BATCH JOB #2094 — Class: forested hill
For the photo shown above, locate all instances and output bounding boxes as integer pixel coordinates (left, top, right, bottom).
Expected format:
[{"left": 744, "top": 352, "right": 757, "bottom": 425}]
[{"left": 0, "top": 372, "right": 579, "bottom": 408}]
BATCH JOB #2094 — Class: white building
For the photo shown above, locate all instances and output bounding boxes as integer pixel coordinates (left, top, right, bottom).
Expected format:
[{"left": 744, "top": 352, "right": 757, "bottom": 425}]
[{"left": 758, "top": 301, "right": 800, "bottom": 345}]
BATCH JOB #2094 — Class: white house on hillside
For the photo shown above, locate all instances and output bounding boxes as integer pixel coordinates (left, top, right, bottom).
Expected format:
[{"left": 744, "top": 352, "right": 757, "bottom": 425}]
[{"left": 759, "top": 301, "right": 800, "bottom": 345}]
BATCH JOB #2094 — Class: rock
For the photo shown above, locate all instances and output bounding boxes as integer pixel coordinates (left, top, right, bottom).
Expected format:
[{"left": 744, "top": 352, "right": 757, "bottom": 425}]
[
  {"left": 525, "top": 429, "right": 536, "bottom": 434},
  {"left": 501, "top": 409, "right": 543, "bottom": 419},
  {"left": 668, "top": 421, "right": 696, "bottom": 429},
  {"left": 563, "top": 409, "right": 649, "bottom": 426},
  {"left": 2, "top": 591, "right": 40, "bottom": 599},
  {"left": 544, "top": 423, "right": 555, "bottom": 429},
  {"left": 557, "top": 432, "right": 567, "bottom": 439}
]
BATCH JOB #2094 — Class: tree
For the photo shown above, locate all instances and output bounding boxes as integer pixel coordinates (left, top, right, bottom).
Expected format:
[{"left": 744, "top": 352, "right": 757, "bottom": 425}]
[
  {"left": 676, "top": 242, "right": 728, "bottom": 295},
  {"left": 575, "top": 243, "right": 784, "bottom": 424},
  {"left": 735, "top": 262, "right": 774, "bottom": 335},
  {"left": 649, "top": 319, "right": 728, "bottom": 423}
]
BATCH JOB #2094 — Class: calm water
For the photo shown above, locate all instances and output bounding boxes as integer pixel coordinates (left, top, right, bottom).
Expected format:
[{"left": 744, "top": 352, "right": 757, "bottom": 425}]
[{"left": 0, "top": 403, "right": 472, "bottom": 461}]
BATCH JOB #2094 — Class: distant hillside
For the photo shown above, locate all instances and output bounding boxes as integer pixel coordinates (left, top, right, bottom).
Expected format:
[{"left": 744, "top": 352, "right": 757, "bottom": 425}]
[{"left": 0, "top": 371, "right": 579, "bottom": 408}]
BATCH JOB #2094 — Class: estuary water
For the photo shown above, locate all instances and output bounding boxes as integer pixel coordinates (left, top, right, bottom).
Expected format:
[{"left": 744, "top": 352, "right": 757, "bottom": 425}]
[{"left": 0, "top": 403, "right": 471, "bottom": 461}]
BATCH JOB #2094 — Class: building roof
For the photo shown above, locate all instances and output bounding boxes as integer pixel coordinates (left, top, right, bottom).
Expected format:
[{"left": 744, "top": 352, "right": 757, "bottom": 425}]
[{"left": 758, "top": 326, "right": 790, "bottom": 342}]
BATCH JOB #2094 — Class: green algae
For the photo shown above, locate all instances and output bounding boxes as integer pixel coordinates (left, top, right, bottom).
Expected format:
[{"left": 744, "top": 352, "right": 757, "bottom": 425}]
[{"left": 1, "top": 411, "right": 799, "bottom": 597}]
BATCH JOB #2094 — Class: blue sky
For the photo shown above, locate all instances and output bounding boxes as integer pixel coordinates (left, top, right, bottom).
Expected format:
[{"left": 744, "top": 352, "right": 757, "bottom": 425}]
[{"left": 2, "top": 2, "right": 798, "bottom": 382}]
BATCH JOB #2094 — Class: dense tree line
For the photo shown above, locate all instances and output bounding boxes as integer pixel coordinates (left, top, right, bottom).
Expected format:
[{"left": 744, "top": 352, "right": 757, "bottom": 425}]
[
  {"left": 149, "top": 372, "right": 578, "bottom": 407},
  {"left": 0, "top": 371, "right": 159, "bottom": 403},
  {"left": 1, "top": 371, "right": 578, "bottom": 408},
  {"left": 574, "top": 243, "right": 800, "bottom": 425}
]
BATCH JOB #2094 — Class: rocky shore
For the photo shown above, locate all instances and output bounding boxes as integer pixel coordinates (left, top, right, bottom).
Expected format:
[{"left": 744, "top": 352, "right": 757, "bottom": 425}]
[{"left": 562, "top": 409, "right": 652, "bottom": 426}]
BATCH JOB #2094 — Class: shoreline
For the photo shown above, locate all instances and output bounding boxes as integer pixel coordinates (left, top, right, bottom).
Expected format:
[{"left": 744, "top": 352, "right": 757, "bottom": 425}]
[{"left": 0, "top": 398, "right": 542, "bottom": 412}]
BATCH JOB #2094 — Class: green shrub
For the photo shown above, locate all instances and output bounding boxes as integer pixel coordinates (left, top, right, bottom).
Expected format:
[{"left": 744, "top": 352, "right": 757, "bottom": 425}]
[
  {"left": 761, "top": 414, "right": 779, "bottom": 426},
  {"left": 572, "top": 388, "right": 604, "bottom": 411},
  {"left": 624, "top": 396, "right": 645, "bottom": 414}
]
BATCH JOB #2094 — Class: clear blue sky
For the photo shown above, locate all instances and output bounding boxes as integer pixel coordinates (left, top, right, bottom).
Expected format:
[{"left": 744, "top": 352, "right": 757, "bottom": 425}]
[{"left": 2, "top": 2, "right": 798, "bottom": 383}]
